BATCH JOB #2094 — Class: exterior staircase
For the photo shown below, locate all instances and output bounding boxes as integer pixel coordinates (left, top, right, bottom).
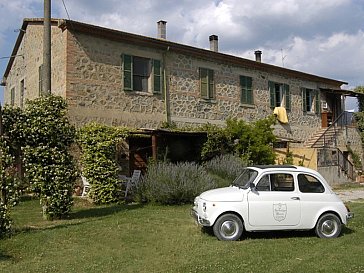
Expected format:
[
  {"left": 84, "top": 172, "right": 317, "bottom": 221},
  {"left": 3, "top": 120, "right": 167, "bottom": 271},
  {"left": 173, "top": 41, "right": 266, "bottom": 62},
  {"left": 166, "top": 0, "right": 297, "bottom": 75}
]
[
  {"left": 304, "top": 111, "right": 357, "bottom": 181},
  {"left": 304, "top": 127, "right": 343, "bottom": 148}
]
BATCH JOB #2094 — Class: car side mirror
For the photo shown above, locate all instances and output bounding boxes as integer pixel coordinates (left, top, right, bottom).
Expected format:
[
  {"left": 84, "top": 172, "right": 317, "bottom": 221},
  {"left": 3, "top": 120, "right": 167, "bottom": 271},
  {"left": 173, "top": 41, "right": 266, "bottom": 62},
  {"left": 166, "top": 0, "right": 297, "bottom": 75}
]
[{"left": 249, "top": 182, "right": 256, "bottom": 190}]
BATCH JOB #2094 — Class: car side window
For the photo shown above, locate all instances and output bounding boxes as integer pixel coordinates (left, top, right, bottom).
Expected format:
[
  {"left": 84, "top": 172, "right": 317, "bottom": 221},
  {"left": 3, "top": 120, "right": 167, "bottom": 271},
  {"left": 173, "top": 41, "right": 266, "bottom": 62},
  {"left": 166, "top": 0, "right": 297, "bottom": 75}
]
[
  {"left": 271, "top": 173, "right": 294, "bottom": 191},
  {"left": 256, "top": 175, "right": 271, "bottom": 191},
  {"left": 298, "top": 174, "right": 325, "bottom": 193}
]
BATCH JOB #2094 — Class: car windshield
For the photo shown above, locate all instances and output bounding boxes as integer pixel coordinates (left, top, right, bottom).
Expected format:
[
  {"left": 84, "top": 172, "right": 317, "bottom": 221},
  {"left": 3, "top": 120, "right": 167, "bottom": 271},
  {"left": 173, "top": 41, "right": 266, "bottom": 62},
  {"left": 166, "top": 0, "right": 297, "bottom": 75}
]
[{"left": 232, "top": 168, "right": 258, "bottom": 189}]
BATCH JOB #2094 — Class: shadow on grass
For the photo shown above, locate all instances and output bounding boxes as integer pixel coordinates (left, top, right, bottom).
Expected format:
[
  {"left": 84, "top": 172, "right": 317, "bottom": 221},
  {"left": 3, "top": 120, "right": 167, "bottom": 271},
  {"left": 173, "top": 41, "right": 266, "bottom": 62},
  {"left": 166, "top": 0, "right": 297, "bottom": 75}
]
[
  {"left": 0, "top": 252, "right": 12, "bottom": 261},
  {"left": 201, "top": 225, "right": 355, "bottom": 240},
  {"left": 69, "top": 203, "right": 143, "bottom": 220},
  {"left": 12, "top": 202, "right": 143, "bottom": 235}
]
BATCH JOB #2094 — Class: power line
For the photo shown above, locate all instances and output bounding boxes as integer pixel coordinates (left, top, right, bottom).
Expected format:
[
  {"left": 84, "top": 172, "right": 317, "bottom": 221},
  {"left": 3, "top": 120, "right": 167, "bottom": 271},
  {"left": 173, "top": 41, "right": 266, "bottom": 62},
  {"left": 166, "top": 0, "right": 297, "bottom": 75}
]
[{"left": 61, "top": 0, "right": 72, "bottom": 20}]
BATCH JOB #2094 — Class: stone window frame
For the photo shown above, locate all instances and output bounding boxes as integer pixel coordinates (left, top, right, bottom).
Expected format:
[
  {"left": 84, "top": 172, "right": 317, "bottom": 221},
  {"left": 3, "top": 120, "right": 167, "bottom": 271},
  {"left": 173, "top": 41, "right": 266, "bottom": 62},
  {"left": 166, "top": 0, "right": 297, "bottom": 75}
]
[
  {"left": 240, "top": 75, "right": 254, "bottom": 105},
  {"left": 269, "top": 81, "right": 290, "bottom": 111},
  {"left": 301, "top": 87, "right": 320, "bottom": 114},
  {"left": 199, "top": 67, "right": 215, "bottom": 100},
  {"left": 122, "top": 54, "right": 162, "bottom": 94}
]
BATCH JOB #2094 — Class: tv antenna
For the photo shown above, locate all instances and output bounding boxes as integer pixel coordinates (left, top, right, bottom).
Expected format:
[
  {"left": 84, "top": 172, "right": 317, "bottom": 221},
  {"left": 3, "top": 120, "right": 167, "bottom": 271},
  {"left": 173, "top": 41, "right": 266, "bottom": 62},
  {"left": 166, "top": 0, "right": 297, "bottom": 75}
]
[{"left": 281, "top": 48, "right": 287, "bottom": 67}]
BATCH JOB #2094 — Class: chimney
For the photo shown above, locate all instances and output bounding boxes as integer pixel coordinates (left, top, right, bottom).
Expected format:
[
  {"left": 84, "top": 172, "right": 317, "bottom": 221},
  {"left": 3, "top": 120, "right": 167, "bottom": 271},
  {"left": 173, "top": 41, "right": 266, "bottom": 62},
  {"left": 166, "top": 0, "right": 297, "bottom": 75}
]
[
  {"left": 209, "top": 35, "right": 218, "bottom": 52},
  {"left": 254, "top": 50, "right": 262, "bottom": 62},
  {"left": 157, "top": 20, "right": 167, "bottom": 39}
]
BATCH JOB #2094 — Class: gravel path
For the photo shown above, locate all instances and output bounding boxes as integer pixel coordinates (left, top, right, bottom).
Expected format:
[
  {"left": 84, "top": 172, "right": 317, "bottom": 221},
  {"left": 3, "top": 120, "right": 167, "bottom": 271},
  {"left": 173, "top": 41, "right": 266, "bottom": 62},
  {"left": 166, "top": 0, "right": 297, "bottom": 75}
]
[{"left": 335, "top": 189, "right": 364, "bottom": 202}]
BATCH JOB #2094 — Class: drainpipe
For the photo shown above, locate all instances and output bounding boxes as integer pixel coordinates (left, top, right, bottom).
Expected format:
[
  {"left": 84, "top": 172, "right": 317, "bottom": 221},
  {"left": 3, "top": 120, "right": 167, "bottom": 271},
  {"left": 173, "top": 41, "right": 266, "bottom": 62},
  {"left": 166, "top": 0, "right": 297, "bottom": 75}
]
[{"left": 163, "top": 47, "right": 171, "bottom": 124}]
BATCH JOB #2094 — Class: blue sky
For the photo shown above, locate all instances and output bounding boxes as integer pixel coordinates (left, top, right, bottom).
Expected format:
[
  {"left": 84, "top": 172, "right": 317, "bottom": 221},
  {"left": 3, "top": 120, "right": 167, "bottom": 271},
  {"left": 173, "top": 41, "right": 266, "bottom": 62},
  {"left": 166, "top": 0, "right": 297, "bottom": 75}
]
[{"left": 1, "top": 0, "right": 363, "bottom": 109}]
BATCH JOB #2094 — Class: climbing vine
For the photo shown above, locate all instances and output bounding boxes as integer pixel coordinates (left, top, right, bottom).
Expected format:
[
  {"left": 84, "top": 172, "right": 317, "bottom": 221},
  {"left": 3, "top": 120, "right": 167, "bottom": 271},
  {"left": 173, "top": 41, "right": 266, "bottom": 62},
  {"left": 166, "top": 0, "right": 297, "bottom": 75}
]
[{"left": 77, "top": 123, "right": 129, "bottom": 204}]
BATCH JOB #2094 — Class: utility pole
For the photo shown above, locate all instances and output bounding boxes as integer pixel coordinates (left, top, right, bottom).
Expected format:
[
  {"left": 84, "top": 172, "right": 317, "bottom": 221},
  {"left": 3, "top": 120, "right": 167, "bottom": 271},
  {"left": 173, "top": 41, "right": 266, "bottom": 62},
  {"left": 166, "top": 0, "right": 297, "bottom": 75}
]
[{"left": 43, "top": 0, "right": 51, "bottom": 95}]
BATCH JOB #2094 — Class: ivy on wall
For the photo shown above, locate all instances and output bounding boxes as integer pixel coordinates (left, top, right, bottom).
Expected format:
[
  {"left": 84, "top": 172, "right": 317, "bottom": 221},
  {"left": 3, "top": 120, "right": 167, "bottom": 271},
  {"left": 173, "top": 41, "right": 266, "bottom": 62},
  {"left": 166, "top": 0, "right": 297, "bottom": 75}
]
[{"left": 77, "top": 123, "right": 129, "bottom": 204}]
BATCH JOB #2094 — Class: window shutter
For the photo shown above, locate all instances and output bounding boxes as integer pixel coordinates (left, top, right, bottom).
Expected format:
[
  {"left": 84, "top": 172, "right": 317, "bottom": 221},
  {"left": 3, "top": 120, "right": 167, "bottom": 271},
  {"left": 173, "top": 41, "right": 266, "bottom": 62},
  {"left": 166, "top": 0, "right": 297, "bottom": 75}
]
[
  {"left": 208, "top": 69, "right": 214, "bottom": 99},
  {"left": 240, "top": 76, "right": 246, "bottom": 103},
  {"left": 284, "top": 84, "right": 290, "bottom": 111},
  {"left": 153, "top": 59, "right": 161, "bottom": 93},
  {"left": 241, "top": 76, "right": 253, "bottom": 104},
  {"left": 123, "top": 54, "right": 132, "bottom": 91},
  {"left": 301, "top": 88, "right": 307, "bottom": 112},
  {"left": 200, "top": 68, "right": 208, "bottom": 98},
  {"left": 269, "top": 81, "right": 275, "bottom": 108},
  {"left": 315, "top": 89, "right": 320, "bottom": 114},
  {"left": 246, "top": 77, "right": 253, "bottom": 104}
]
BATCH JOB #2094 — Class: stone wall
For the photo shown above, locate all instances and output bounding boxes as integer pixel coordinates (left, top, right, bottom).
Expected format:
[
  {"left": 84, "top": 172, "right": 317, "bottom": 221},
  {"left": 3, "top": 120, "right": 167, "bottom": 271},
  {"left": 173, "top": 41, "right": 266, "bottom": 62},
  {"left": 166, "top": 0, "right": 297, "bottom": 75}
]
[
  {"left": 4, "top": 22, "right": 347, "bottom": 145},
  {"left": 4, "top": 22, "right": 66, "bottom": 105},
  {"left": 65, "top": 31, "right": 166, "bottom": 128},
  {"left": 166, "top": 52, "right": 337, "bottom": 143}
]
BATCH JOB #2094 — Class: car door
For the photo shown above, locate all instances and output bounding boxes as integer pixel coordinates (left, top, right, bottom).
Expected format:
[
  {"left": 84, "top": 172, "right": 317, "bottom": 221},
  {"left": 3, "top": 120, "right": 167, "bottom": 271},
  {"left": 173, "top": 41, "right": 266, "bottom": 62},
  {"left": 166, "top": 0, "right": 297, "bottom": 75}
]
[{"left": 248, "top": 172, "right": 301, "bottom": 227}]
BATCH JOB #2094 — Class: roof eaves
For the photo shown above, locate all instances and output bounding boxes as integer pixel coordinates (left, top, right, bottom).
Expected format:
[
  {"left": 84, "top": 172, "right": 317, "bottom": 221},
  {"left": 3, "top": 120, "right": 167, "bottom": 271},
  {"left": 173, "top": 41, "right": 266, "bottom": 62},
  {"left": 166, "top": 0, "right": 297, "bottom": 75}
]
[{"left": 60, "top": 19, "right": 347, "bottom": 87}]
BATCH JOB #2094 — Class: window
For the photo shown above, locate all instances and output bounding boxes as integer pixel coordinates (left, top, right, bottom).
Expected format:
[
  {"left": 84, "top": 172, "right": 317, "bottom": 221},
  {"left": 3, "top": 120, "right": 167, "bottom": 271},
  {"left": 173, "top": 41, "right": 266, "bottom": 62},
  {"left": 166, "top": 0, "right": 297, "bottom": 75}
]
[
  {"left": 240, "top": 75, "right": 253, "bottom": 105},
  {"left": 199, "top": 68, "right": 214, "bottom": 99},
  {"left": 269, "top": 81, "right": 290, "bottom": 110},
  {"left": 256, "top": 173, "right": 294, "bottom": 192},
  {"left": 122, "top": 54, "right": 162, "bottom": 93},
  {"left": 20, "top": 79, "right": 24, "bottom": 108},
  {"left": 302, "top": 88, "right": 320, "bottom": 114},
  {"left": 298, "top": 174, "right": 325, "bottom": 193},
  {"left": 39, "top": 65, "right": 43, "bottom": 95},
  {"left": 10, "top": 87, "right": 15, "bottom": 106}
]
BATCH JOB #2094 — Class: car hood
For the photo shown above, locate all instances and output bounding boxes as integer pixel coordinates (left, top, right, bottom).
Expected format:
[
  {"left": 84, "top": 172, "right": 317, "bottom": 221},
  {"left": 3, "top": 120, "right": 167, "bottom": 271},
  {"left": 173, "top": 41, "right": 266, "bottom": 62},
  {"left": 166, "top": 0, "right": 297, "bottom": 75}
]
[{"left": 199, "top": 186, "right": 245, "bottom": 202}]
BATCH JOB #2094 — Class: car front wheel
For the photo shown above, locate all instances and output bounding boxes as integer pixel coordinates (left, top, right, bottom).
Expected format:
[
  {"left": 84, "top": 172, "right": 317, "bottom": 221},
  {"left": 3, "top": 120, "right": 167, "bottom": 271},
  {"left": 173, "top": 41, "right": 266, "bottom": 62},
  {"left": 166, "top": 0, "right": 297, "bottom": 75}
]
[
  {"left": 213, "top": 213, "right": 243, "bottom": 241},
  {"left": 315, "top": 213, "right": 342, "bottom": 238}
]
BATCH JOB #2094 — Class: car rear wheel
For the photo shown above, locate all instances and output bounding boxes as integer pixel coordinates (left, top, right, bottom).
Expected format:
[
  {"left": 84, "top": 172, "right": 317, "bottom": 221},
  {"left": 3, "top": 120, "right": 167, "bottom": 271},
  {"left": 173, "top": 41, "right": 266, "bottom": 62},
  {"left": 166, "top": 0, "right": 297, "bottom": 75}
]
[
  {"left": 213, "top": 213, "right": 243, "bottom": 241},
  {"left": 315, "top": 213, "right": 342, "bottom": 238}
]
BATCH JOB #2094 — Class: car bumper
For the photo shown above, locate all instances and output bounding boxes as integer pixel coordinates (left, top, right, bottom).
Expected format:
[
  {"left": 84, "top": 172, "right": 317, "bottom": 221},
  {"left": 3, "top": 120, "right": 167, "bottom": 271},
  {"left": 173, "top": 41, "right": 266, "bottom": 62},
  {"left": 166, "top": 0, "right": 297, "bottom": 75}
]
[{"left": 191, "top": 209, "right": 211, "bottom": 226}]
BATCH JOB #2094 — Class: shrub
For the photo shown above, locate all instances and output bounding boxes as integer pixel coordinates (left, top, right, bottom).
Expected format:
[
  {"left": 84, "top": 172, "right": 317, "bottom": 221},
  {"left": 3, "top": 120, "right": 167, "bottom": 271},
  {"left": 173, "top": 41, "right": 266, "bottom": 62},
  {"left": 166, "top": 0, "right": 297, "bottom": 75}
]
[
  {"left": 21, "top": 96, "right": 77, "bottom": 220},
  {"left": 140, "top": 162, "right": 216, "bottom": 205},
  {"left": 204, "top": 154, "right": 246, "bottom": 187},
  {"left": 0, "top": 139, "right": 20, "bottom": 238}
]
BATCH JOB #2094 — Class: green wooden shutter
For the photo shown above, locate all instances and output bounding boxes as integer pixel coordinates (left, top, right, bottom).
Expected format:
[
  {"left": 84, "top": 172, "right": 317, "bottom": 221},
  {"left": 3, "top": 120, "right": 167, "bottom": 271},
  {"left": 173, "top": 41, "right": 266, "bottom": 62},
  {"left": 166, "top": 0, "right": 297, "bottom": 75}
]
[
  {"left": 153, "top": 59, "right": 161, "bottom": 93},
  {"left": 284, "top": 84, "right": 290, "bottom": 111},
  {"left": 246, "top": 77, "right": 253, "bottom": 104},
  {"left": 208, "top": 69, "right": 214, "bottom": 99},
  {"left": 269, "top": 81, "right": 275, "bottom": 108},
  {"left": 241, "top": 76, "right": 253, "bottom": 104},
  {"left": 123, "top": 54, "right": 132, "bottom": 91},
  {"left": 315, "top": 89, "right": 320, "bottom": 114},
  {"left": 301, "top": 88, "right": 307, "bottom": 112},
  {"left": 200, "top": 68, "right": 208, "bottom": 98},
  {"left": 240, "top": 76, "right": 246, "bottom": 104}
]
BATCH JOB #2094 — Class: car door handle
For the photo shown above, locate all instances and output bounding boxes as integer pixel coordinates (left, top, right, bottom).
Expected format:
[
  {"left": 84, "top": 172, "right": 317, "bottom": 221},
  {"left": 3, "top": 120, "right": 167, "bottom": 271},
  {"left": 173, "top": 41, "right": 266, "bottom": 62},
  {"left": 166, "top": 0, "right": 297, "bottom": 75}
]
[{"left": 291, "top": 197, "right": 300, "bottom": 200}]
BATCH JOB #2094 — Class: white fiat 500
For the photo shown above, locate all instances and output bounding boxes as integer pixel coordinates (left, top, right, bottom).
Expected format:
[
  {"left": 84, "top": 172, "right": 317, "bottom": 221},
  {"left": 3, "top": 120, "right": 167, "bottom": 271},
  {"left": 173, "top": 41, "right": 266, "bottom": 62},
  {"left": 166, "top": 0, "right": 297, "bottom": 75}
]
[{"left": 192, "top": 165, "right": 353, "bottom": 241}]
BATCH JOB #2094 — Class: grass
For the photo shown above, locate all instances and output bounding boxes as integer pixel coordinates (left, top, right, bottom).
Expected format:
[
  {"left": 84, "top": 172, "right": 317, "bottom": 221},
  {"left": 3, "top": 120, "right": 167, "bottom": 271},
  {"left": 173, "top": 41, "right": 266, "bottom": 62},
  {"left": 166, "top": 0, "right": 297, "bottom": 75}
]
[{"left": 1, "top": 197, "right": 364, "bottom": 273}]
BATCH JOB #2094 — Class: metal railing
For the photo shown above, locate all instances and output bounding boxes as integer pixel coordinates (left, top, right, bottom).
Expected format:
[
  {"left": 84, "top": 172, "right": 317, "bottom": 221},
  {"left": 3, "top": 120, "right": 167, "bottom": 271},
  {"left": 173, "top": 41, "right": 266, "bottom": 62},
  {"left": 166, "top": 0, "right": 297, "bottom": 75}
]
[
  {"left": 317, "top": 147, "right": 355, "bottom": 180},
  {"left": 312, "top": 111, "right": 354, "bottom": 148}
]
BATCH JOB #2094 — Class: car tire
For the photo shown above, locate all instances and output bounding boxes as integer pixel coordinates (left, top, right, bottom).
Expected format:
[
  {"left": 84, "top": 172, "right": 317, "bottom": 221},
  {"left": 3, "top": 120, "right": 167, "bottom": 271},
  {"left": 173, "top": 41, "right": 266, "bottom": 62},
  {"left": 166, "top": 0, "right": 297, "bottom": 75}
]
[
  {"left": 315, "top": 213, "right": 342, "bottom": 238},
  {"left": 213, "top": 213, "right": 243, "bottom": 241}
]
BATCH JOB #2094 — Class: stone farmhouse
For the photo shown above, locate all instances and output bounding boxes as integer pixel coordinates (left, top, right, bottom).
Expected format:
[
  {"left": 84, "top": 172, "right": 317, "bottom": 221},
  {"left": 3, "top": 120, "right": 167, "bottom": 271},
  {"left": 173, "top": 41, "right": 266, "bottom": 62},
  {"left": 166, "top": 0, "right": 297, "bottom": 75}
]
[{"left": 2, "top": 18, "right": 363, "bottom": 183}]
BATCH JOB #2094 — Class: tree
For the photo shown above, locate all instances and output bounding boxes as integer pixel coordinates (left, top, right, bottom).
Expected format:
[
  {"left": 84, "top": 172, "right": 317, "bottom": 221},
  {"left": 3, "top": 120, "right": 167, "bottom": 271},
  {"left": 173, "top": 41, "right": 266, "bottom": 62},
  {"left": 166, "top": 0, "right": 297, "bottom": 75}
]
[{"left": 201, "top": 116, "right": 276, "bottom": 164}]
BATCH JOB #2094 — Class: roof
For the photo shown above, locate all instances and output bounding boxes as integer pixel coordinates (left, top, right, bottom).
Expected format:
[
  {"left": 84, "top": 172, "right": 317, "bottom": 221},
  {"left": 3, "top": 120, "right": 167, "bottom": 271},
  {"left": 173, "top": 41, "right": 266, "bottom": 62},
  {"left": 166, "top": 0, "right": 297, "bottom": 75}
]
[{"left": 3, "top": 18, "right": 348, "bottom": 88}]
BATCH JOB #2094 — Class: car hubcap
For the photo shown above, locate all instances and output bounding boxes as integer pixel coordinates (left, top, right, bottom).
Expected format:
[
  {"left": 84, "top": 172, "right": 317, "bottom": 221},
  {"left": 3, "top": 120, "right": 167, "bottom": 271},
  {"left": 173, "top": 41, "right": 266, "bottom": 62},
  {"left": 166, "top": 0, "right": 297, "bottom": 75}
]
[
  {"left": 221, "top": 220, "right": 238, "bottom": 238},
  {"left": 321, "top": 219, "right": 338, "bottom": 236}
]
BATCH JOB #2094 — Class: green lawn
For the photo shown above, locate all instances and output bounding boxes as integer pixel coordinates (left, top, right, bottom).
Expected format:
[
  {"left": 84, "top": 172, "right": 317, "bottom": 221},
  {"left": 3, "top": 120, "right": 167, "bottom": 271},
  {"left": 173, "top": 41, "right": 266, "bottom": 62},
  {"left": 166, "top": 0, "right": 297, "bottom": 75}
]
[{"left": 1, "top": 197, "right": 364, "bottom": 273}]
